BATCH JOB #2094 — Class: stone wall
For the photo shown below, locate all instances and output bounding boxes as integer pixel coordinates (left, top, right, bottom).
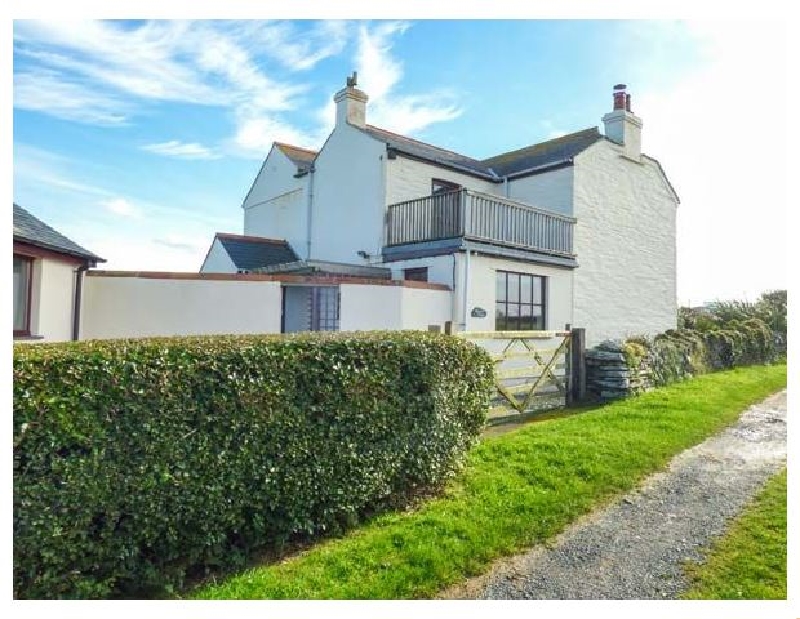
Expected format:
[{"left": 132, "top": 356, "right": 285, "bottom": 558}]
[{"left": 585, "top": 340, "right": 653, "bottom": 400}]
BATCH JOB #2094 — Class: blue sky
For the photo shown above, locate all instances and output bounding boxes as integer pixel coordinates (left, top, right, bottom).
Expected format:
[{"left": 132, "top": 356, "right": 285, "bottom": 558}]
[{"left": 12, "top": 19, "right": 786, "bottom": 305}]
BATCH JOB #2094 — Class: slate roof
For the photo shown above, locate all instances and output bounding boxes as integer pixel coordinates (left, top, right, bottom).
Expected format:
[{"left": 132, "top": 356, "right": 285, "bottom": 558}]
[
  {"left": 481, "top": 127, "right": 604, "bottom": 176},
  {"left": 274, "top": 142, "right": 317, "bottom": 171},
  {"left": 358, "top": 124, "right": 499, "bottom": 180},
  {"left": 13, "top": 203, "right": 105, "bottom": 263},
  {"left": 215, "top": 233, "right": 299, "bottom": 271}
]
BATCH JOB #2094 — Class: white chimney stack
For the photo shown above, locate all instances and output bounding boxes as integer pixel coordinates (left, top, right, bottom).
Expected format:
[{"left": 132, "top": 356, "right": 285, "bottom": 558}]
[
  {"left": 333, "top": 71, "right": 368, "bottom": 128},
  {"left": 602, "top": 84, "right": 643, "bottom": 161}
]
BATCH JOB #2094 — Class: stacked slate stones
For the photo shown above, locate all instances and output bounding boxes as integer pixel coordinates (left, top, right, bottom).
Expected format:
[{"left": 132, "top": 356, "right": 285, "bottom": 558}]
[{"left": 586, "top": 340, "right": 653, "bottom": 400}]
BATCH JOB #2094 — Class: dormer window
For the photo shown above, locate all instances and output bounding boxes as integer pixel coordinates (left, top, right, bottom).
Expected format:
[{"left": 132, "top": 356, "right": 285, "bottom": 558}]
[{"left": 431, "top": 178, "right": 460, "bottom": 195}]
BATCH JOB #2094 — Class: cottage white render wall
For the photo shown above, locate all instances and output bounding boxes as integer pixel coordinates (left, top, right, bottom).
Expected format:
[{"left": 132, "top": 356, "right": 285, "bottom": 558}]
[
  {"left": 310, "top": 126, "right": 387, "bottom": 263},
  {"left": 22, "top": 258, "right": 76, "bottom": 343},
  {"left": 339, "top": 283, "right": 453, "bottom": 331},
  {"left": 572, "top": 142, "right": 677, "bottom": 346},
  {"left": 506, "top": 166, "right": 575, "bottom": 217},
  {"left": 339, "top": 284, "right": 403, "bottom": 330},
  {"left": 385, "top": 254, "right": 457, "bottom": 288},
  {"left": 243, "top": 149, "right": 308, "bottom": 257},
  {"left": 81, "top": 275, "right": 282, "bottom": 339},
  {"left": 463, "top": 254, "right": 573, "bottom": 332},
  {"left": 385, "top": 155, "right": 497, "bottom": 205},
  {"left": 200, "top": 238, "right": 237, "bottom": 273}
]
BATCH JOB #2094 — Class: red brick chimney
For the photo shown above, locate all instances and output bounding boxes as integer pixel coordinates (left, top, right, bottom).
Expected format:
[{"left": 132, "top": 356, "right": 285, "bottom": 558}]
[{"left": 603, "top": 83, "right": 643, "bottom": 160}]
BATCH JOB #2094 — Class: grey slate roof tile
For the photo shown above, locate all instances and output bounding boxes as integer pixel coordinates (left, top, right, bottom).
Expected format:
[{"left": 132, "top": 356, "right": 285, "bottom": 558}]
[
  {"left": 216, "top": 233, "right": 299, "bottom": 271},
  {"left": 481, "top": 127, "right": 604, "bottom": 176},
  {"left": 13, "top": 203, "right": 105, "bottom": 262},
  {"left": 358, "top": 125, "right": 499, "bottom": 180}
]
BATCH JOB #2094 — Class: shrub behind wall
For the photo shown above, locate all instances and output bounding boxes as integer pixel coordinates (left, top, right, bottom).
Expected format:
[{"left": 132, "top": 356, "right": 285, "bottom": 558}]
[
  {"left": 587, "top": 319, "right": 776, "bottom": 399},
  {"left": 13, "top": 332, "right": 494, "bottom": 599}
]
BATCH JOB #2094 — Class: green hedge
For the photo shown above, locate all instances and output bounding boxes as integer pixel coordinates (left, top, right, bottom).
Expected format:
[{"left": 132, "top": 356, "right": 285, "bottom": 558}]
[
  {"left": 13, "top": 332, "right": 494, "bottom": 599},
  {"left": 624, "top": 318, "right": 776, "bottom": 388}
]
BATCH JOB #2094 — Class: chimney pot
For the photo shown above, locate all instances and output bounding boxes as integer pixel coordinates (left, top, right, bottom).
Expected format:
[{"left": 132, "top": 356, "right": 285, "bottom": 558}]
[{"left": 625, "top": 93, "right": 632, "bottom": 112}]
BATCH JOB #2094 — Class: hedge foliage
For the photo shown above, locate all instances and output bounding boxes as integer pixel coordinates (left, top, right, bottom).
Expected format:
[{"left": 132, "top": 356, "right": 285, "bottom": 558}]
[
  {"left": 13, "top": 332, "right": 494, "bottom": 599},
  {"left": 623, "top": 318, "right": 776, "bottom": 388}
]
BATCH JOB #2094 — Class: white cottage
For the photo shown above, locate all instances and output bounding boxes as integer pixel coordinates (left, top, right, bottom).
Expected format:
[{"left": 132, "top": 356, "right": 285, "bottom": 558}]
[{"left": 202, "top": 78, "right": 679, "bottom": 345}]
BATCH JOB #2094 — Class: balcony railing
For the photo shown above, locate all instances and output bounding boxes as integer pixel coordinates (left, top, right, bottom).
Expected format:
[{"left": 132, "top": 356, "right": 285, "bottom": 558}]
[{"left": 385, "top": 189, "right": 576, "bottom": 257}]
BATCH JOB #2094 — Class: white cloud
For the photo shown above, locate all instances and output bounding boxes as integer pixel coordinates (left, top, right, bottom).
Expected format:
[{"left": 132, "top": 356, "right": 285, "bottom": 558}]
[
  {"left": 101, "top": 197, "right": 143, "bottom": 219},
  {"left": 14, "top": 69, "right": 128, "bottom": 125},
  {"left": 353, "top": 21, "right": 461, "bottom": 134},
  {"left": 630, "top": 20, "right": 786, "bottom": 305},
  {"left": 238, "top": 20, "right": 350, "bottom": 72},
  {"left": 142, "top": 141, "right": 218, "bottom": 160},
  {"left": 13, "top": 20, "right": 464, "bottom": 160}
]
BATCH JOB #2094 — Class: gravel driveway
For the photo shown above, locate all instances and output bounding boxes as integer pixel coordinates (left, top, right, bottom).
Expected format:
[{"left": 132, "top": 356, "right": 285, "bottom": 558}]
[{"left": 440, "top": 390, "right": 787, "bottom": 600}]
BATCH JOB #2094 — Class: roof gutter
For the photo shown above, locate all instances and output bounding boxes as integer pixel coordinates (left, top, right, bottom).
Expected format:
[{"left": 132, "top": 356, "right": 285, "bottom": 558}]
[{"left": 502, "top": 158, "right": 574, "bottom": 181}]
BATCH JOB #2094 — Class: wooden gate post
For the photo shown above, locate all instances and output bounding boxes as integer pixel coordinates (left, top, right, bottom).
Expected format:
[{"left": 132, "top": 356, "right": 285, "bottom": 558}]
[{"left": 571, "top": 327, "right": 586, "bottom": 403}]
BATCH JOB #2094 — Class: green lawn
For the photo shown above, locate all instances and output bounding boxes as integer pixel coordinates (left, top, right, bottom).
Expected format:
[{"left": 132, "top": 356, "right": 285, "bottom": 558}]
[
  {"left": 190, "top": 363, "right": 786, "bottom": 600},
  {"left": 682, "top": 468, "right": 787, "bottom": 599}
]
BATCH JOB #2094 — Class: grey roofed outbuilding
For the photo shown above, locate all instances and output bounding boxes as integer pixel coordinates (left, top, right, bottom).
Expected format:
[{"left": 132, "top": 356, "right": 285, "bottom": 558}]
[
  {"left": 13, "top": 203, "right": 105, "bottom": 263},
  {"left": 214, "top": 233, "right": 299, "bottom": 271}
]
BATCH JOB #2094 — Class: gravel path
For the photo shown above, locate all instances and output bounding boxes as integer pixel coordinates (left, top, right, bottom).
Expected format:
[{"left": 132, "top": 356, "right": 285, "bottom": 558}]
[{"left": 440, "top": 390, "right": 787, "bottom": 600}]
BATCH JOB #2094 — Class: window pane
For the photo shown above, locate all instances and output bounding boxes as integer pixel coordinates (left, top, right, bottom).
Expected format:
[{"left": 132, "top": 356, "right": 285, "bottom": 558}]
[
  {"left": 496, "top": 272, "right": 507, "bottom": 302},
  {"left": 495, "top": 303, "right": 506, "bottom": 331},
  {"left": 404, "top": 267, "right": 428, "bottom": 282},
  {"left": 13, "top": 257, "right": 30, "bottom": 332},
  {"left": 520, "top": 274, "right": 532, "bottom": 305},
  {"left": 531, "top": 305, "right": 544, "bottom": 330},
  {"left": 507, "top": 273, "right": 520, "bottom": 303},
  {"left": 533, "top": 276, "right": 543, "bottom": 304},
  {"left": 519, "top": 304, "right": 533, "bottom": 330},
  {"left": 506, "top": 303, "right": 520, "bottom": 330}
]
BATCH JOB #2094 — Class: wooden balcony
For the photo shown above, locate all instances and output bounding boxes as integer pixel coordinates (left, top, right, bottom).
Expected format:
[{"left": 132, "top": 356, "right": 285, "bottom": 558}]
[{"left": 385, "top": 189, "right": 576, "bottom": 257}]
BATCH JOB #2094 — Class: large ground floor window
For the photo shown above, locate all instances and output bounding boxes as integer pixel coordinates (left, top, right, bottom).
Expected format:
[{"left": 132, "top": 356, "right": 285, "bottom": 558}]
[
  {"left": 495, "top": 270, "right": 546, "bottom": 330},
  {"left": 13, "top": 255, "right": 33, "bottom": 336}
]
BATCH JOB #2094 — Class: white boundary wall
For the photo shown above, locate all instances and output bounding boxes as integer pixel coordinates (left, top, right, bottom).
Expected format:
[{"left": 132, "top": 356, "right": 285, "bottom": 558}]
[{"left": 81, "top": 275, "right": 282, "bottom": 339}]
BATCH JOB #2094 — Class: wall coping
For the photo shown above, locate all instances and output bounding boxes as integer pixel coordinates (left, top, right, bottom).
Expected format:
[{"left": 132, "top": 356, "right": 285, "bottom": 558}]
[{"left": 86, "top": 270, "right": 452, "bottom": 291}]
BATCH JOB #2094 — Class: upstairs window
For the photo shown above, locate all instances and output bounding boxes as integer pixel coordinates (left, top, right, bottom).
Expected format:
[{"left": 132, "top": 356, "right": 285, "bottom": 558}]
[
  {"left": 403, "top": 267, "right": 428, "bottom": 282},
  {"left": 495, "top": 270, "right": 546, "bottom": 331}
]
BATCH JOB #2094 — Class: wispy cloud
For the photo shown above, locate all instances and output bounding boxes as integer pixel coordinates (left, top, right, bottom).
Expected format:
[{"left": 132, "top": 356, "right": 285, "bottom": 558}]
[
  {"left": 100, "top": 197, "right": 143, "bottom": 219},
  {"left": 353, "top": 21, "right": 461, "bottom": 134},
  {"left": 235, "top": 20, "right": 350, "bottom": 72},
  {"left": 14, "top": 69, "right": 128, "bottom": 125},
  {"left": 142, "top": 140, "right": 218, "bottom": 160},
  {"left": 13, "top": 20, "right": 463, "bottom": 159}
]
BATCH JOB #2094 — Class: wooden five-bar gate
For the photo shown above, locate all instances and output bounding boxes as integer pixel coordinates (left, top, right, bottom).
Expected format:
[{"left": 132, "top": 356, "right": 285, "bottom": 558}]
[{"left": 458, "top": 327, "right": 586, "bottom": 424}]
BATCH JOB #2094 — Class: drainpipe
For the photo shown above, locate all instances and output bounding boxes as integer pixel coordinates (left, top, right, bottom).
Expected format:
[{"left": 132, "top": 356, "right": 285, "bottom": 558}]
[
  {"left": 503, "top": 176, "right": 509, "bottom": 198},
  {"left": 462, "top": 249, "right": 471, "bottom": 331},
  {"left": 72, "top": 263, "right": 89, "bottom": 340},
  {"left": 305, "top": 165, "right": 315, "bottom": 260}
]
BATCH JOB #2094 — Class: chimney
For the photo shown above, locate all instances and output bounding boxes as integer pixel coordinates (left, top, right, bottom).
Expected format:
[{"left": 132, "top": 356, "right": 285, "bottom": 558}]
[
  {"left": 333, "top": 71, "right": 368, "bottom": 128},
  {"left": 602, "top": 84, "right": 643, "bottom": 161}
]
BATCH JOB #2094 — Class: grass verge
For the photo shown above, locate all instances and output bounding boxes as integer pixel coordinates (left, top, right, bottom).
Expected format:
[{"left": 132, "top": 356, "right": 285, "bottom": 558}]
[
  {"left": 682, "top": 468, "right": 787, "bottom": 599},
  {"left": 191, "top": 363, "right": 786, "bottom": 600}
]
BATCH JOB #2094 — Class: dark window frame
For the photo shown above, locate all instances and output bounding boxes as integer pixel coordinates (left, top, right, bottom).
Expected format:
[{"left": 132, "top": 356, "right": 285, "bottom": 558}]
[
  {"left": 431, "top": 178, "right": 461, "bottom": 195},
  {"left": 311, "top": 286, "right": 340, "bottom": 331},
  {"left": 494, "top": 270, "right": 546, "bottom": 331},
  {"left": 13, "top": 254, "right": 34, "bottom": 338},
  {"left": 403, "top": 267, "right": 429, "bottom": 282}
]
